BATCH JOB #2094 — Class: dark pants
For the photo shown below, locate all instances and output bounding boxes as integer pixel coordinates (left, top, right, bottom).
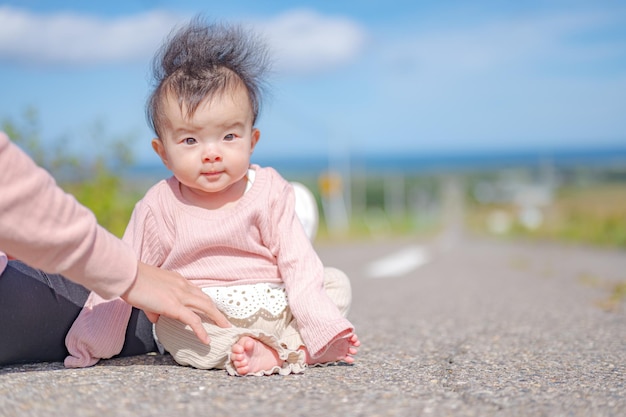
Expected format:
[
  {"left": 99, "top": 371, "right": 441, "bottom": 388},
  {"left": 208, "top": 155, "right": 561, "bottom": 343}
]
[{"left": 0, "top": 260, "right": 157, "bottom": 366}]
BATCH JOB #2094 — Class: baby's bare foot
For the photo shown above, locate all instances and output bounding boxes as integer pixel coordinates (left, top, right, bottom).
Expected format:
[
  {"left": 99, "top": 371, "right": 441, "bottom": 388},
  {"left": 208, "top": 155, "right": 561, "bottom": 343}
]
[
  {"left": 304, "top": 333, "right": 361, "bottom": 365},
  {"left": 230, "top": 336, "right": 283, "bottom": 375}
]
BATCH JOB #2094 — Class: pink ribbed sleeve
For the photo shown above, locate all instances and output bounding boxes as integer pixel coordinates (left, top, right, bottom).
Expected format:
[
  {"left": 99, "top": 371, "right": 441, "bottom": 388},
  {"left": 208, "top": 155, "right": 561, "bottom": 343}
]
[
  {"left": 265, "top": 178, "right": 353, "bottom": 357},
  {"left": 0, "top": 132, "right": 137, "bottom": 299},
  {"left": 64, "top": 292, "right": 132, "bottom": 368},
  {"left": 64, "top": 200, "right": 163, "bottom": 367}
]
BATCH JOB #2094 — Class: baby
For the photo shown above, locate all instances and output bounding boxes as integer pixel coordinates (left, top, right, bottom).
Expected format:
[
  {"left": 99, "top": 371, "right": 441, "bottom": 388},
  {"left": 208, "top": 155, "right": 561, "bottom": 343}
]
[{"left": 64, "top": 18, "right": 359, "bottom": 376}]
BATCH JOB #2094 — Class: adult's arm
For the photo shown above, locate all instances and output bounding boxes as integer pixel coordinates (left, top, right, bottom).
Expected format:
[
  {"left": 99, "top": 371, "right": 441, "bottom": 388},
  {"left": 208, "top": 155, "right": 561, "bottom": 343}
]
[
  {"left": 0, "top": 132, "right": 229, "bottom": 343},
  {"left": 0, "top": 131, "right": 135, "bottom": 299}
]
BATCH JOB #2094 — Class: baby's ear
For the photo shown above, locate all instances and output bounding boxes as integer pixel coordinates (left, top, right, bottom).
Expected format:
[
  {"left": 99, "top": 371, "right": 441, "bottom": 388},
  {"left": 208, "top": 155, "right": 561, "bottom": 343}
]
[
  {"left": 250, "top": 128, "right": 260, "bottom": 154},
  {"left": 151, "top": 138, "right": 169, "bottom": 168}
]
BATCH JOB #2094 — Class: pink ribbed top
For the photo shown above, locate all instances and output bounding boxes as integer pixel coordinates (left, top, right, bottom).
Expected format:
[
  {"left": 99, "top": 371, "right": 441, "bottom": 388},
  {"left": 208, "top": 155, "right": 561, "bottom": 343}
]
[{"left": 65, "top": 165, "right": 353, "bottom": 367}]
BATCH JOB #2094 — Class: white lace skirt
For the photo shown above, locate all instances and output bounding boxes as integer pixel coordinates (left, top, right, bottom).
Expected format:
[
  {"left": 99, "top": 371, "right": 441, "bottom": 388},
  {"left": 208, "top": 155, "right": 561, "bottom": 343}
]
[{"left": 202, "top": 283, "right": 288, "bottom": 320}]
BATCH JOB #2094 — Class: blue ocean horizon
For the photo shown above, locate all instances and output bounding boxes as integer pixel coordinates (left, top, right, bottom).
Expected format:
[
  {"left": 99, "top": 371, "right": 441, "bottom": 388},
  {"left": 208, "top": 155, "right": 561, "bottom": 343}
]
[{"left": 129, "top": 145, "right": 626, "bottom": 180}]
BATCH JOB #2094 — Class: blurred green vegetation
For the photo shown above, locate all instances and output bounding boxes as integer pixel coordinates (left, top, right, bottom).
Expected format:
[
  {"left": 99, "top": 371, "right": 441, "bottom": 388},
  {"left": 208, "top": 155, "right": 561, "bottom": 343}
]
[
  {"left": 4, "top": 107, "right": 625, "bottom": 248},
  {"left": 2, "top": 107, "right": 141, "bottom": 237},
  {"left": 305, "top": 166, "right": 626, "bottom": 248},
  {"left": 294, "top": 174, "right": 444, "bottom": 242},
  {"left": 465, "top": 176, "right": 626, "bottom": 248}
]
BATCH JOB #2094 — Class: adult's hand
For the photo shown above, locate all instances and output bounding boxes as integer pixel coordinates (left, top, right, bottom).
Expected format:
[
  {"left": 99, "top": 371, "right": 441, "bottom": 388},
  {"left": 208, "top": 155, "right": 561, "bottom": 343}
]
[{"left": 121, "top": 262, "right": 230, "bottom": 344}]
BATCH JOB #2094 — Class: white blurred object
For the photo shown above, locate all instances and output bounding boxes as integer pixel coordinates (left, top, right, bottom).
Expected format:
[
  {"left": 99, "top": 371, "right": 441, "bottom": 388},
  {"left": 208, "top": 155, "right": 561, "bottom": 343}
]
[
  {"left": 291, "top": 182, "right": 319, "bottom": 241},
  {"left": 366, "top": 245, "right": 431, "bottom": 279},
  {"left": 487, "top": 210, "right": 512, "bottom": 235},
  {"left": 519, "top": 206, "right": 543, "bottom": 230}
]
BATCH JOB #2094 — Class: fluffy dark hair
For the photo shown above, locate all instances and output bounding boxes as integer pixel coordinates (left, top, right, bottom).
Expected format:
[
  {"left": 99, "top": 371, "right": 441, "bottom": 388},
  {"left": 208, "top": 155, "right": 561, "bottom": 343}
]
[{"left": 146, "top": 17, "right": 270, "bottom": 137}]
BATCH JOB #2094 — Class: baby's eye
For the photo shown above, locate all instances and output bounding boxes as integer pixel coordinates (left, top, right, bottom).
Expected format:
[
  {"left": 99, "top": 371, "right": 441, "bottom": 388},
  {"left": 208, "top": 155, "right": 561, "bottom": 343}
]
[
  {"left": 224, "top": 134, "right": 236, "bottom": 141},
  {"left": 183, "top": 137, "right": 197, "bottom": 145}
]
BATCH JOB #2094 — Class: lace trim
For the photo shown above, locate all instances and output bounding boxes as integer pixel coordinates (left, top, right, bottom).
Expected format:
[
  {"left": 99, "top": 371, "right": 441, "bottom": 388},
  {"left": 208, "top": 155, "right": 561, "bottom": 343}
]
[{"left": 202, "top": 283, "right": 288, "bottom": 319}]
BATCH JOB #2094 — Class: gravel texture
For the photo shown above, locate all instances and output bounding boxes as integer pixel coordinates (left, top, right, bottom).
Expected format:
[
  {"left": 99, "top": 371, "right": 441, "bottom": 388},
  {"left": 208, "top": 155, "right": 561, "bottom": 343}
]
[{"left": 1, "top": 236, "right": 624, "bottom": 417}]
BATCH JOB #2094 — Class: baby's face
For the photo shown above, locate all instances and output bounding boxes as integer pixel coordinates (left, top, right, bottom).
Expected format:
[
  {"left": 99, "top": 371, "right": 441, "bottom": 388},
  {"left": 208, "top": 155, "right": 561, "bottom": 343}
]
[{"left": 152, "top": 83, "right": 260, "bottom": 207}]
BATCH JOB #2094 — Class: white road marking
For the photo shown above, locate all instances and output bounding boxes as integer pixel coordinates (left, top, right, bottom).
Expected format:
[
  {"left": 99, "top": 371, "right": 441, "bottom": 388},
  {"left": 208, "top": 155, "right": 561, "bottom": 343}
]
[{"left": 365, "top": 245, "right": 431, "bottom": 279}]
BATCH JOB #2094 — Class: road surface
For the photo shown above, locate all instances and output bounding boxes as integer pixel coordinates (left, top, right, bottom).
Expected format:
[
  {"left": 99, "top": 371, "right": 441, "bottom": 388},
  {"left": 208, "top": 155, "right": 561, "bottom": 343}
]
[{"left": 1, "top": 235, "right": 624, "bottom": 416}]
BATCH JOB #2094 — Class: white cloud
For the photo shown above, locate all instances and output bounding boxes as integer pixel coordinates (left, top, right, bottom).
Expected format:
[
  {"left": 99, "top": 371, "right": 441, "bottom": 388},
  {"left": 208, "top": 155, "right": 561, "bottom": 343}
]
[
  {"left": 382, "top": 10, "right": 625, "bottom": 77},
  {"left": 0, "top": 6, "right": 367, "bottom": 74},
  {"left": 362, "top": 9, "right": 626, "bottom": 150},
  {"left": 254, "top": 9, "right": 367, "bottom": 75},
  {"left": 0, "top": 6, "right": 180, "bottom": 67}
]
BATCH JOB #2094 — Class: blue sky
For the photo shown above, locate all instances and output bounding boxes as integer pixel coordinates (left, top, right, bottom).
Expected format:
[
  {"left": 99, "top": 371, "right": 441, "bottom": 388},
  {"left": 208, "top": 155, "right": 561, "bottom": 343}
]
[{"left": 1, "top": 0, "right": 625, "bottom": 165}]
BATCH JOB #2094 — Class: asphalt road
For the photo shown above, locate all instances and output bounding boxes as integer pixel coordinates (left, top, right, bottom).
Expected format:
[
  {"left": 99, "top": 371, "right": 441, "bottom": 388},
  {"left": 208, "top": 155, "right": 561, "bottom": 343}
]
[{"left": 1, "top": 235, "right": 624, "bottom": 417}]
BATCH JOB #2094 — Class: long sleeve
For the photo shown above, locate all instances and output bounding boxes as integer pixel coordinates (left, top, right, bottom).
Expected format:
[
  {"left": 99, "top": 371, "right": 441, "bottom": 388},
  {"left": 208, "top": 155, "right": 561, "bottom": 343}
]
[
  {"left": 64, "top": 200, "right": 163, "bottom": 368},
  {"left": 268, "top": 177, "right": 353, "bottom": 357},
  {"left": 0, "top": 132, "right": 137, "bottom": 299},
  {"left": 64, "top": 292, "right": 132, "bottom": 368}
]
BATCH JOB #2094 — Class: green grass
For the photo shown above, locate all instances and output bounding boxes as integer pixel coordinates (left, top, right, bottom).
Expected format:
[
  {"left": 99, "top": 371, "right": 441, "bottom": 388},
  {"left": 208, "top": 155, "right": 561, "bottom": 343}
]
[{"left": 465, "top": 183, "right": 626, "bottom": 248}]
